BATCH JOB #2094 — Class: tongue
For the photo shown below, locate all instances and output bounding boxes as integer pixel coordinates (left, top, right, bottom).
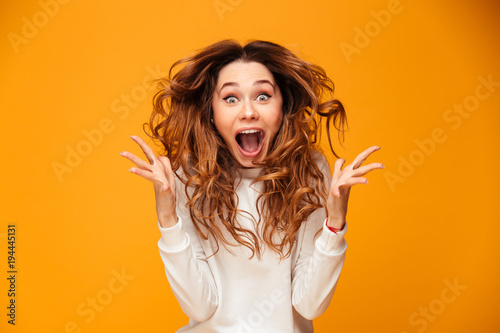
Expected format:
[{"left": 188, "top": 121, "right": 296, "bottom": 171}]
[{"left": 237, "top": 133, "right": 260, "bottom": 152}]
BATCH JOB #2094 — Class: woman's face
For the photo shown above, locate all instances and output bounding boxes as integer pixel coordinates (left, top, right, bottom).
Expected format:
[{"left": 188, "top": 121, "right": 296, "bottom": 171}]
[{"left": 212, "top": 60, "right": 283, "bottom": 168}]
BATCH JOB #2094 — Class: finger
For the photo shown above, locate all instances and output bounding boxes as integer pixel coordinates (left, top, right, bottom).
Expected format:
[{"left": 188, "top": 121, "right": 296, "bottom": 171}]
[
  {"left": 331, "top": 176, "right": 369, "bottom": 197},
  {"left": 332, "top": 158, "right": 345, "bottom": 182},
  {"left": 342, "top": 177, "right": 369, "bottom": 187},
  {"left": 120, "top": 151, "right": 154, "bottom": 171},
  {"left": 129, "top": 166, "right": 167, "bottom": 188},
  {"left": 351, "top": 146, "right": 380, "bottom": 169},
  {"left": 130, "top": 135, "right": 158, "bottom": 165},
  {"left": 333, "top": 158, "right": 346, "bottom": 173},
  {"left": 350, "top": 162, "right": 385, "bottom": 177},
  {"left": 336, "top": 184, "right": 352, "bottom": 197}
]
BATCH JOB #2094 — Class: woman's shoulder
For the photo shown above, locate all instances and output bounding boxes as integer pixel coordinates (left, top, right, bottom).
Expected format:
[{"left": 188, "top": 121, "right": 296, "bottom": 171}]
[
  {"left": 310, "top": 148, "right": 330, "bottom": 173},
  {"left": 173, "top": 154, "right": 196, "bottom": 178}
]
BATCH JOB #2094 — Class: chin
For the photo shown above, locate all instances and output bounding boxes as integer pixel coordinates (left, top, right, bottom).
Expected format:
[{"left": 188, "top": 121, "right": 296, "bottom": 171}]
[
  {"left": 238, "top": 160, "right": 259, "bottom": 168},
  {"left": 233, "top": 145, "right": 267, "bottom": 168},
  {"left": 234, "top": 156, "right": 259, "bottom": 168}
]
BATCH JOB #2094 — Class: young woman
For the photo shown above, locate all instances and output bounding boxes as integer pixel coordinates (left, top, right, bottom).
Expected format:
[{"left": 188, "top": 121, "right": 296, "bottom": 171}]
[{"left": 120, "top": 39, "right": 383, "bottom": 332}]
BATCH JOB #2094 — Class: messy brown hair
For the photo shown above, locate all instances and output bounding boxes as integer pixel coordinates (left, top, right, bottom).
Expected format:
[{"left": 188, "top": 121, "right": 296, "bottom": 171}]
[{"left": 145, "top": 39, "right": 347, "bottom": 260}]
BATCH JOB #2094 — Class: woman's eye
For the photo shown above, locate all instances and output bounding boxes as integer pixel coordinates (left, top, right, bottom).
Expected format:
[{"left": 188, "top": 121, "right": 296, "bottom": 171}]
[
  {"left": 257, "top": 94, "right": 271, "bottom": 102},
  {"left": 223, "top": 96, "right": 238, "bottom": 104}
]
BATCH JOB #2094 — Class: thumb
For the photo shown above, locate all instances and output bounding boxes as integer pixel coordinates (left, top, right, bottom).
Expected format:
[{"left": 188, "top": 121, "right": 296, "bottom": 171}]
[
  {"left": 331, "top": 183, "right": 342, "bottom": 198},
  {"left": 157, "top": 155, "right": 175, "bottom": 192},
  {"left": 157, "top": 155, "right": 169, "bottom": 171}
]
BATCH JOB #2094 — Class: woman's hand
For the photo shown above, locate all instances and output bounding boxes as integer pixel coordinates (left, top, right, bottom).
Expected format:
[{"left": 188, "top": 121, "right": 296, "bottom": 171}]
[
  {"left": 326, "top": 146, "right": 384, "bottom": 230},
  {"left": 120, "top": 135, "right": 178, "bottom": 228}
]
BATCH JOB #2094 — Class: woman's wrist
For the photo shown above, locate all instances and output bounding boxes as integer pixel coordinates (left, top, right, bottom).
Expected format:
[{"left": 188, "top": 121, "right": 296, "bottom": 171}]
[
  {"left": 326, "top": 217, "right": 345, "bottom": 233},
  {"left": 159, "top": 214, "right": 178, "bottom": 228}
]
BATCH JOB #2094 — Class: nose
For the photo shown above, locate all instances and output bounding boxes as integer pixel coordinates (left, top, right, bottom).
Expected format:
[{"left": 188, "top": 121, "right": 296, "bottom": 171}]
[{"left": 238, "top": 101, "right": 259, "bottom": 121}]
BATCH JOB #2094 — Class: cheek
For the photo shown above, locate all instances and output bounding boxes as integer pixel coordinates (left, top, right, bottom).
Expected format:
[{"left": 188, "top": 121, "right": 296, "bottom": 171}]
[
  {"left": 212, "top": 103, "right": 224, "bottom": 129},
  {"left": 270, "top": 103, "right": 284, "bottom": 133},
  {"left": 213, "top": 110, "right": 233, "bottom": 141},
  {"left": 271, "top": 115, "right": 282, "bottom": 133},
  {"left": 214, "top": 118, "right": 228, "bottom": 136}
]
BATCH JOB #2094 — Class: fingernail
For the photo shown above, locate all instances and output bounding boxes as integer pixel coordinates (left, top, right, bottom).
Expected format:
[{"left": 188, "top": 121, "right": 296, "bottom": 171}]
[
  {"left": 380, "top": 164, "right": 385, "bottom": 169},
  {"left": 376, "top": 146, "right": 381, "bottom": 150},
  {"left": 120, "top": 152, "right": 124, "bottom": 156},
  {"left": 129, "top": 168, "right": 133, "bottom": 172},
  {"left": 130, "top": 135, "right": 134, "bottom": 140}
]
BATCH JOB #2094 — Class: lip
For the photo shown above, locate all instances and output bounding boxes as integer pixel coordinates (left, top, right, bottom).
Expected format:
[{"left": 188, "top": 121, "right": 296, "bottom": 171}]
[{"left": 235, "top": 127, "right": 265, "bottom": 158}]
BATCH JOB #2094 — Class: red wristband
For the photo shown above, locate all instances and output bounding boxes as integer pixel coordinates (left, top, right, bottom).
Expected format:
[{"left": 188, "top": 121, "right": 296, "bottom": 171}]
[{"left": 325, "top": 218, "right": 343, "bottom": 235}]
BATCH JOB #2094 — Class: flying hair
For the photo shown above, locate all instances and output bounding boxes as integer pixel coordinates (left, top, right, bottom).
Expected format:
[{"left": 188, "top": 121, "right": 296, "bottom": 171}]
[{"left": 144, "top": 39, "right": 348, "bottom": 260}]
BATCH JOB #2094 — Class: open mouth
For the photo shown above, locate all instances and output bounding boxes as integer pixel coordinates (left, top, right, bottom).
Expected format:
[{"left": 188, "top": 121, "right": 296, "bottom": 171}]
[{"left": 235, "top": 129, "right": 264, "bottom": 157}]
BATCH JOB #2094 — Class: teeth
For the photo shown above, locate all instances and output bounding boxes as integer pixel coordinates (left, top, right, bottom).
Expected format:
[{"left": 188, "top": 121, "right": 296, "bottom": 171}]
[{"left": 239, "top": 129, "right": 261, "bottom": 134}]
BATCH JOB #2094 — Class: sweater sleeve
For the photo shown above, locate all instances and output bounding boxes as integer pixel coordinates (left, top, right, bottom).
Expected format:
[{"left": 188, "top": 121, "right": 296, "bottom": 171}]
[
  {"left": 157, "top": 176, "right": 219, "bottom": 322},
  {"left": 291, "top": 152, "right": 348, "bottom": 320}
]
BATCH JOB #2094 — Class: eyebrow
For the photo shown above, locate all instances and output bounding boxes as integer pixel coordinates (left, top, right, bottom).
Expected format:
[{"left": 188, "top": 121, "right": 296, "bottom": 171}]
[{"left": 219, "top": 79, "right": 275, "bottom": 94}]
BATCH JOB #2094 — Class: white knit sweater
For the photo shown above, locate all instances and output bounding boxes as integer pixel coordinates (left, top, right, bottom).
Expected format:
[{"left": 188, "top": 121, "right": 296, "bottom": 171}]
[{"left": 157, "top": 153, "right": 347, "bottom": 332}]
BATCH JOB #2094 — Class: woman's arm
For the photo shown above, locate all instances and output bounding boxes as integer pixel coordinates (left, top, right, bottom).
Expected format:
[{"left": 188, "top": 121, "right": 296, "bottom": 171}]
[
  {"left": 121, "top": 135, "right": 218, "bottom": 321},
  {"left": 291, "top": 194, "right": 348, "bottom": 319},
  {"left": 291, "top": 148, "right": 383, "bottom": 319},
  {"left": 157, "top": 214, "right": 219, "bottom": 322}
]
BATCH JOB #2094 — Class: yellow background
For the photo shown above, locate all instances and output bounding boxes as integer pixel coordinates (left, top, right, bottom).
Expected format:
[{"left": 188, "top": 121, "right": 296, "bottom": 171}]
[{"left": 1, "top": 0, "right": 499, "bottom": 332}]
